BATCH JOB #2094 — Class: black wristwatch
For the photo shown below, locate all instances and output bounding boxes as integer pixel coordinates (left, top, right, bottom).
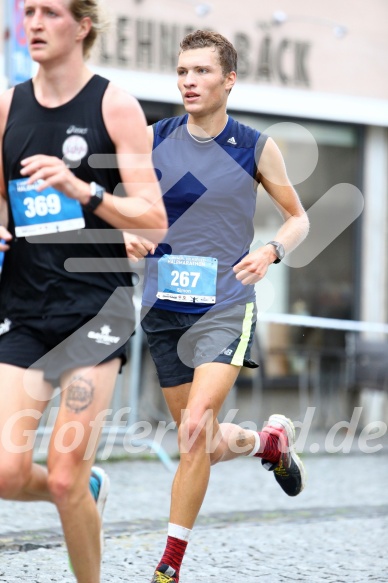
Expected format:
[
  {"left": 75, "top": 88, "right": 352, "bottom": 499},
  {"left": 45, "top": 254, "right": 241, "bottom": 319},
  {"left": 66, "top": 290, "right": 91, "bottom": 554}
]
[
  {"left": 83, "top": 182, "right": 105, "bottom": 212},
  {"left": 267, "top": 240, "right": 285, "bottom": 264}
]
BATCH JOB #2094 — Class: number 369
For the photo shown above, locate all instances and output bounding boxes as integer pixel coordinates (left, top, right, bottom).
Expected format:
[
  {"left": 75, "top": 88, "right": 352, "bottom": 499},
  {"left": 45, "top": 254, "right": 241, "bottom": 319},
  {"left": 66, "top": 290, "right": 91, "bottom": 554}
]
[{"left": 24, "top": 194, "right": 62, "bottom": 218}]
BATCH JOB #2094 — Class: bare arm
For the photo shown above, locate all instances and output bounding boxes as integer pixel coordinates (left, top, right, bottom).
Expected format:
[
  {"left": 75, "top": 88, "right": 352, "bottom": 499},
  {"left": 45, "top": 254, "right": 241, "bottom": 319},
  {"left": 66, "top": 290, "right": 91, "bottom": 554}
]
[
  {"left": 123, "top": 124, "right": 162, "bottom": 260},
  {"left": 258, "top": 137, "right": 309, "bottom": 253},
  {"left": 233, "top": 137, "right": 309, "bottom": 285},
  {"left": 146, "top": 124, "right": 155, "bottom": 151},
  {"left": 96, "top": 86, "right": 167, "bottom": 241},
  {"left": 0, "top": 90, "right": 13, "bottom": 252},
  {"left": 19, "top": 84, "right": 167, "bottom": 244}
]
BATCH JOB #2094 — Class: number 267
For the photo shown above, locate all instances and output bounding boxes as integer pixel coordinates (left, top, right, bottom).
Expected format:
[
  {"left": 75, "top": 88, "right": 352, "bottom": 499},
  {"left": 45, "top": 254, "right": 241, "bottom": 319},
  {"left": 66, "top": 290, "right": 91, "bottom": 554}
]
[{"left": 171, "top": 271, "right": 200, "bottom": 288}]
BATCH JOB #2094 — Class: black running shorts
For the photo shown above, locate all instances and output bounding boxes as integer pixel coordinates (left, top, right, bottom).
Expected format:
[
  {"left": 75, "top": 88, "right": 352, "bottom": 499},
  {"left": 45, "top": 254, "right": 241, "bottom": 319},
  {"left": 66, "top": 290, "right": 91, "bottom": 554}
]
[{"left": 0, "top": 313, "right": 134, "bottom": 385}]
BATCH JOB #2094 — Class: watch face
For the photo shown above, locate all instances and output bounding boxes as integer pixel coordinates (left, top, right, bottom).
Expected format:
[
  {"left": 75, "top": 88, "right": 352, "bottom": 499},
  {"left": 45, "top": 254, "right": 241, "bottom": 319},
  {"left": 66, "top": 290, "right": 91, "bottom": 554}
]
[
  {"left": 95, "top": 185, "right": 105, "bottom": 200},
  {"left": 85, "top": 183, "right": 104, "bottom": 211},
  {"left": 267, "top": 241, "right": 284, "bottom": 263},
  {"left": 277, "top": 243, "right": 285, "bottom": 260}
]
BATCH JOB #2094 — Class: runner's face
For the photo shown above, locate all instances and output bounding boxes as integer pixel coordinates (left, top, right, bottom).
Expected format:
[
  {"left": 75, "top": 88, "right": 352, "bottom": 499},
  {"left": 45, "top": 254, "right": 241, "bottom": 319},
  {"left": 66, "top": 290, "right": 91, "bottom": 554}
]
[
  {"left": 23, "top": 0, "right": 84, "bottom": 63},
  {"left": 177, "top": 47, "right": 234, "bottom": 116}
]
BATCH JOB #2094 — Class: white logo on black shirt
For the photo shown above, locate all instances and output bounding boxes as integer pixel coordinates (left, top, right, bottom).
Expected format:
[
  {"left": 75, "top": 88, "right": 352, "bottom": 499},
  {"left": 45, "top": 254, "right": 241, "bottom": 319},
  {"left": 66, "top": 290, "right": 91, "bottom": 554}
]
[
  {"left": 66, "top": 125, "right": 88, "bottom": 135},
  {"left": 62, "top": 135, "right": 88, "bottom": 162},
  {"left": 0, "top": 318, "right": 11, "bottom": 336}
]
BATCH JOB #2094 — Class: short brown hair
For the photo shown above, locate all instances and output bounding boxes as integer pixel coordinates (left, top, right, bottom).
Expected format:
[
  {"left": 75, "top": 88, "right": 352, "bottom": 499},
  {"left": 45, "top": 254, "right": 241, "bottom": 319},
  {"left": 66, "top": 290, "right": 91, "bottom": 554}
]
[
  {"left": 179, "top": 30, "right": 237, "bottom": 76},
  {"left": 69, "top": 0, "right": 109, "bottom": 58}
]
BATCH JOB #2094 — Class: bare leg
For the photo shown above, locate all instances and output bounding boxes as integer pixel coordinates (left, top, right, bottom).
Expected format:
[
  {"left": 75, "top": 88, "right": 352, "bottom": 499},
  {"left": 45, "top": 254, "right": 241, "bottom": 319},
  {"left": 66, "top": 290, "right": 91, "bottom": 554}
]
[
  {"left": 47, "top": 359, "right": 120, "bottom": 583},
  {"left": 163, "top": 362, "right": 241, "bottom": 529},
  {"left": 210, "top": 421, "right": 258, "bottom": 463},
  {"left": 0, "top": 364, "right": 53, "bottom": 502}
]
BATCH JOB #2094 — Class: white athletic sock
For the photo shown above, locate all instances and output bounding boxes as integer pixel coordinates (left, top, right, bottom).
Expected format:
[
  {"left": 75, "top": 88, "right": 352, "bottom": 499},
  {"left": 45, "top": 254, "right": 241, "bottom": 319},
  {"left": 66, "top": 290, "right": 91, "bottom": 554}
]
[
  {"left": 246, "top": 431, "right": 261, "bottom": 457},
  {"left": 168, "top": 522, "right": 192, "bottom": 542}
]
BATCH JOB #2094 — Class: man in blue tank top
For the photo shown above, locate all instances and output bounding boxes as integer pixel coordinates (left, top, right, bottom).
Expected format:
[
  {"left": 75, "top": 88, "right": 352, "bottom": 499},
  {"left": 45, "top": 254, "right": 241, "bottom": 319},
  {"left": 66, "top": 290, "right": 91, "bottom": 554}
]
[
  {"left": 0, "top": 1, "right": 166, "bottom": 582},
  {"left": 125, "top": 30, "right": 310, "bottom": 583}
]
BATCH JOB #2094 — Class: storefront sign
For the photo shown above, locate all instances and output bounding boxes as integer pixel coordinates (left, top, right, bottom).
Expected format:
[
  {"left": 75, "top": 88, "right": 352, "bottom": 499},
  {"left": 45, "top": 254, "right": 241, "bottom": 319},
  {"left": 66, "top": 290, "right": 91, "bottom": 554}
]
[
  {"left": 234, "top": 33, "right": 310, "bottom": 86},
  {"left": 99, "top": 18, "right": 311, "bottom": 88}
]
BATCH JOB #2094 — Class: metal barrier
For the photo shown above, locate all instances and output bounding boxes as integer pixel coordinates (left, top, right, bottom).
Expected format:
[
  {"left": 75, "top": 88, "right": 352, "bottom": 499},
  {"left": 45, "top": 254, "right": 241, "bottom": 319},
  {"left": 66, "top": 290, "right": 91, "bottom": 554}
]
[{"left": 249, "top": 313, "right": 388, "bottom": 427}]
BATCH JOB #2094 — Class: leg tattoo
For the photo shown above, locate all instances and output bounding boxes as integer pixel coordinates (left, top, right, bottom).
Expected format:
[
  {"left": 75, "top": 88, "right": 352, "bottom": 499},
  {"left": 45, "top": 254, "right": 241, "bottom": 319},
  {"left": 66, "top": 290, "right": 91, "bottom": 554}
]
[{"left": 65, "top": 376, "right": 95, "bottom": 414}]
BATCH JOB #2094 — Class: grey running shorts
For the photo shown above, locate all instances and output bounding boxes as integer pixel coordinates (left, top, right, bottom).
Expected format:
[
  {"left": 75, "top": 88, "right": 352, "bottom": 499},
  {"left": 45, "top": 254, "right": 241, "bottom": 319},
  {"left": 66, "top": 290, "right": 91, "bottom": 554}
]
[{"left": 141, "top": 302, "right": 258, "bottom": 388}]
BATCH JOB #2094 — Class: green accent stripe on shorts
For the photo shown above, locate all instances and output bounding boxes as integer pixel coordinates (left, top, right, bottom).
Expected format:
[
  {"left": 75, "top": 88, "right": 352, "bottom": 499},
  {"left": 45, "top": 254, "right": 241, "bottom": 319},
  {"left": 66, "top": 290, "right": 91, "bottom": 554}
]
[{"left": 231, "top": 302, "right": 255, "bottom": 366}]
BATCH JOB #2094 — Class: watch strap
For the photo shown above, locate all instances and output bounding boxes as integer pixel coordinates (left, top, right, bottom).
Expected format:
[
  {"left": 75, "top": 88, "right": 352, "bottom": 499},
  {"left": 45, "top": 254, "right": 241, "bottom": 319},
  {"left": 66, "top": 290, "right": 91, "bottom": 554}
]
[
  {"left": 83, "top": 182, "right": 104, "bottom": 212},
  {"left": 266, "top": 240, "right": 285, "bottom": 264}
]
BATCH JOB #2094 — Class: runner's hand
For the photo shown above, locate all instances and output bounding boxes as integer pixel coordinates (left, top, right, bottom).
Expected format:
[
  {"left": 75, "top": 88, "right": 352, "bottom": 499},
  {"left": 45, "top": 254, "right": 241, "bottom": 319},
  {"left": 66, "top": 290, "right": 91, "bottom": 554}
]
[
  {"left": 233, "top": 246, "right": 276, "bottom": 285},
  {"left": 0, "top": 225, "right": 12, "bottom": 251},
  {"left": 124, "top": 232, "right": 155, "bottom": 261},
  {"left": 20, "top": 155, "right": 89, "bottom": 204}
]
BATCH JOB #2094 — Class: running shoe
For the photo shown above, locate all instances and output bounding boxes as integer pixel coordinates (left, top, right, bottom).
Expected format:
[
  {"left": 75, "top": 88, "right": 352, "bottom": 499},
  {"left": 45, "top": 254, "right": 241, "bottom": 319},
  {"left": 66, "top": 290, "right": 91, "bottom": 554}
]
[
  {"left": 90, "top": 466, "right": 110, "bottom": 550},
  {"left": 151, "top": 564, "right": 178, "bottom": 582},
  {"left": 260, "top": 414, "right": 306, "bottom": 497}
]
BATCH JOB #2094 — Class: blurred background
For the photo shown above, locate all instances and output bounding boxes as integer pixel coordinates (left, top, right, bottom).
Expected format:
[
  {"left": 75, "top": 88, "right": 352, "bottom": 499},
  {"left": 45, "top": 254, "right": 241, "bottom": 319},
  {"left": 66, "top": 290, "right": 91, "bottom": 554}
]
[{"left": 1, "top": 0, "right": 387, "bottom": 441}]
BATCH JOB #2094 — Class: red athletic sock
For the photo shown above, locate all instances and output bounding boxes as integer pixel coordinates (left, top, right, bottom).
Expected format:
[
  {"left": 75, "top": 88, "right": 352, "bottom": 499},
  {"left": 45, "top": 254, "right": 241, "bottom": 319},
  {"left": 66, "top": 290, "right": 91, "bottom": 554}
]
[
  {"left": 157, "top": 535, "right": 188, "bottom": 579},
  {"left": 254, "top": 431, "right": 281, "bottom": 464}
]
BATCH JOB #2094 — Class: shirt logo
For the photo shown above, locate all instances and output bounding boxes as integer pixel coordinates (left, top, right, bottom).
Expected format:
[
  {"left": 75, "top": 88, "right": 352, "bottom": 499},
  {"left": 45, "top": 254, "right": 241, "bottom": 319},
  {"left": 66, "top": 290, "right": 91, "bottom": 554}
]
[
  {"left": 0, "top": 318, "right": 11, "bottom": 336},
  {"left": 227, "top": 137, "right": 237, "bottom": 145},
  {"left": 62, "top": 135, "right": 88, "bottom": 162},
  {"left": 66, "top": 125, "right": 88, "bottom": 135},
  {"left": 87, "top": 325, "right": 121, "bottom": 346}
]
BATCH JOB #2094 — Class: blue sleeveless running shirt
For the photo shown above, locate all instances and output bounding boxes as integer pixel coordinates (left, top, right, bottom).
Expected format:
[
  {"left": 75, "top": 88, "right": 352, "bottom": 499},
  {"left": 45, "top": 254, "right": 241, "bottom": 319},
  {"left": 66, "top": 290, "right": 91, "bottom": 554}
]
[{"left": 142, "top": 114, "right": 267, "bottom": 313}]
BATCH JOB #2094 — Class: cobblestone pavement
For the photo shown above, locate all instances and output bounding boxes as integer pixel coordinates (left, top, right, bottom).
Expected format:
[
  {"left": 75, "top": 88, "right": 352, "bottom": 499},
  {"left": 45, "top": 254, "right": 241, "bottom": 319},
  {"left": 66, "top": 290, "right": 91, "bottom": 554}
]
[{"left": 0, "top": 448, "right": 387, "bottom": 582}]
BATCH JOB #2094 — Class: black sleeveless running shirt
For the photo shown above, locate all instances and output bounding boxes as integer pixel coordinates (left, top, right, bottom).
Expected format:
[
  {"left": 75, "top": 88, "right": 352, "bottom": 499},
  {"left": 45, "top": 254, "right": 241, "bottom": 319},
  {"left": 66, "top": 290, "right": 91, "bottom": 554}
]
[{"left": 0, "top": 75, "right": 134, "bottom": 319}]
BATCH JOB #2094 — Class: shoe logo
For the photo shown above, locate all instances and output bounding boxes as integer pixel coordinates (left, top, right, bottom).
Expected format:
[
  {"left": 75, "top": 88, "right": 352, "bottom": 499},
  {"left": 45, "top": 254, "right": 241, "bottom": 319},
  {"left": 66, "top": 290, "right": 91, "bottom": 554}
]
[
  {"left": 222, "top": 348, "right": 233, "bottom": 356},
  {"left": 0, "top": 318, "right": 11, "bottom": 336},
  {"left": 227, "top": 136, "right": 237, "bottom": 145},
  {"left": 274, "top": 461, "right": 289, "bottom": 477},
  {"left": 66, "top": 125, "right": 88, "bottom": 135},
  {"left": 87, "top": 325, "right": 121, "bottom": 346}
]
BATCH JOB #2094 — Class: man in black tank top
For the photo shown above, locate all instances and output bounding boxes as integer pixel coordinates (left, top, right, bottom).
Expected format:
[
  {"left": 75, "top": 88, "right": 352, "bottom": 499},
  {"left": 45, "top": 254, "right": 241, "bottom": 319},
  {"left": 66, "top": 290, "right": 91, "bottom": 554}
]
[{"left": 0, "top": 1, "right": 166, "bottom": 582}]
